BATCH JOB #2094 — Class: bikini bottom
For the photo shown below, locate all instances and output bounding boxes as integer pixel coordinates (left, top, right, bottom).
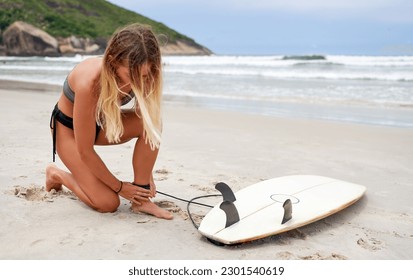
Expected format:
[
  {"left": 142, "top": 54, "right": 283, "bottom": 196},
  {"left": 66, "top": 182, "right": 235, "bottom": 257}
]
[{"left": 50, "top": 103, "right": 100, "bottom": 162}]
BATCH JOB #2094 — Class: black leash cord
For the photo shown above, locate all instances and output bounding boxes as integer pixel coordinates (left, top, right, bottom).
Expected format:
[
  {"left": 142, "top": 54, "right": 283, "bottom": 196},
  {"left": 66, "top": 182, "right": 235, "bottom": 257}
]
[
  {"left": 156, "top": 190, "right": 216, "bottom": 208},
  {"left": 156, "top": 190, "right": 222, "bottom": 229},
  {"left": 186, "top": 194, "right": 223, "bottom": 229}
]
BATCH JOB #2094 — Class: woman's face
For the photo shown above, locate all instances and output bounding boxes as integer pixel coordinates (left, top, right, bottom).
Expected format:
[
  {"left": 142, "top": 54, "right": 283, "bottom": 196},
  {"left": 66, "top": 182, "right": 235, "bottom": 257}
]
[
  {"left": 116, "top": 65, "right": 130, "bottom": 87},
  {"left": 116, "top": 63, "right": 150, "bottom": 87}
]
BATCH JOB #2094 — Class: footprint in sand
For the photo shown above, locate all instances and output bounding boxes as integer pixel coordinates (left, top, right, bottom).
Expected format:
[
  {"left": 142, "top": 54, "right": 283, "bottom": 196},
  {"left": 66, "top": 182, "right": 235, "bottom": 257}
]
[
  {"left": 190, "top": 184, "right": 216, "bottom": 194},
  {"left": 13, "top": 185, "right": 76, "bottom": 202},
  {"left": 275, "top": 251, "right": 347, "bottom": 260},
  {"left": 275, "top": 251, "right": 296, "bottom": 260},
  {"left": 154, "top": 169, "right": 170, "bottom": 181},
  {"left": 299, "top": 252, "right": 347, "bottom": 260},
  {"left": 357, "top": 237, "right": 384, "bottom": 251}
]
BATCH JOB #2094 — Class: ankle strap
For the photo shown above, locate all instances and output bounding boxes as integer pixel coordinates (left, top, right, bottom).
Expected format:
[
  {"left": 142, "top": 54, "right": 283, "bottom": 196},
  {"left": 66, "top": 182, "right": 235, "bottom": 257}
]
[{"left": 132, "top": 183, "right": 150, "bottom": 190}]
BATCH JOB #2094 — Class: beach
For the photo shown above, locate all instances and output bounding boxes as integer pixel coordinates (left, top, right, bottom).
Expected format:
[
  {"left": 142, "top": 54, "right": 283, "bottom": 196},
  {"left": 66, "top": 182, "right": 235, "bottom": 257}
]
[{"left": 0, "top": 80, "right": 412, "bottom": 260}]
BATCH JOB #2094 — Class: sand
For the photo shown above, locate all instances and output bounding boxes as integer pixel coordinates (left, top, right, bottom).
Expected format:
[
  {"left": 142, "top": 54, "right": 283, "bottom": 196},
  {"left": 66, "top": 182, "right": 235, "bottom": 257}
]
[{"left": 0, "top": 80, "right": 412, "bottom": 260}]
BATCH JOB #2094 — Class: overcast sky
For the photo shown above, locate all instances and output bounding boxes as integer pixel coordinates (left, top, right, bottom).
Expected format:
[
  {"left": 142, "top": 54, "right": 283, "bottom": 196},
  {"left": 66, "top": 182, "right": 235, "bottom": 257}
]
[{"left": 107, "top": 0, "right": 413, "bottom": 55}]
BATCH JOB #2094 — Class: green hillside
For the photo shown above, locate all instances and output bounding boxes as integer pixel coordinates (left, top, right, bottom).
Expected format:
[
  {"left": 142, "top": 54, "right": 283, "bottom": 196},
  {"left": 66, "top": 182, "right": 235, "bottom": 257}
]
[{"left": 0, "top": 0, "right": 195, "bottom": 44}]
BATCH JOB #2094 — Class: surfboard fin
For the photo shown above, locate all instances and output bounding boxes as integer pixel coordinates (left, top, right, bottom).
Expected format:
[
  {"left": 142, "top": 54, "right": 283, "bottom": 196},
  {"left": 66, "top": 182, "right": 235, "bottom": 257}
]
[
  {"left": 215, "top": 182, "right": 236, "bottom": 202},
  {"left": 219, "top": 201, "right": 240, "bottom": 228},
  {"left": 215, "top": 182, "right": 240, "bottom": 228},
  {"left": 281, "top": 199, "right": 292, "bottom": 224}
]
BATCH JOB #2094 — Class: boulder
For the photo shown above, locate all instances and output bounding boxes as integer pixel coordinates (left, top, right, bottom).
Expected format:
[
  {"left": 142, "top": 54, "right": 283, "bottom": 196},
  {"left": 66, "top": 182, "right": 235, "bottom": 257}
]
[
  {"left": 161, "top": 39, "right": 212, "bottom": 56},
  {"left": 58, "top": 36, "right": 102, "bottom": 55},
  {"left": 0, "top": 45, "right": 6, "bottom": 56},
  {"left": 1, "top": 21, "right": 211, "bottom": 56},
  {"left": 3, "top": 21, "right": 59, "bottom": 56},
  {"left": 58, "top": 37, "right": 84, "bottom": 54}
]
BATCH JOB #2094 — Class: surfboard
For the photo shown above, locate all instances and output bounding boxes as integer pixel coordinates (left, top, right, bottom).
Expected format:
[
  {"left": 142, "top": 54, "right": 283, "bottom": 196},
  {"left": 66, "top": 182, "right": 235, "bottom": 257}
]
[{"left": 198, "top": 175, "right": 366, "bottom": 245}]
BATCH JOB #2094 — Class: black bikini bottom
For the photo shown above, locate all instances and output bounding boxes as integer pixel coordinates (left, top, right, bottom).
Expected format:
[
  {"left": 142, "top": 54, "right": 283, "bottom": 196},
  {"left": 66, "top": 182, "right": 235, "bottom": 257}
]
[{"left": 50, "top": 103, "right": 101, "bottom": 162}]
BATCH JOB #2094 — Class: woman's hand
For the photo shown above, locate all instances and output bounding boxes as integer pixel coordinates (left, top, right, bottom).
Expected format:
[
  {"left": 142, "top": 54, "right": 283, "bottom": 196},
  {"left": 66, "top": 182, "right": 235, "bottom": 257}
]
[{"left": 118, "top": 182, "right": 152, "bottom": 205}]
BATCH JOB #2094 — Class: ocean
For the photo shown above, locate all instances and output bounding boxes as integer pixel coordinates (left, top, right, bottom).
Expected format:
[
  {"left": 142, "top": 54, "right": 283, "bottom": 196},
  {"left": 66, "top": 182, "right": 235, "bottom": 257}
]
[{"left": 1, "top": 54, "right": 412, "bottom": 127}]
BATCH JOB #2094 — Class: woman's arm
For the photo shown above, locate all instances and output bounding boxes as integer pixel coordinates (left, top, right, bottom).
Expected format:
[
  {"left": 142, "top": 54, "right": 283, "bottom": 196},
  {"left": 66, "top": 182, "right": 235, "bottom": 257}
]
[
  {"left": 70, "top": 59, "right": 152, "bottom": 203},
  {"left": 72, "top": 74, "right": 121, "bottom": 191}
]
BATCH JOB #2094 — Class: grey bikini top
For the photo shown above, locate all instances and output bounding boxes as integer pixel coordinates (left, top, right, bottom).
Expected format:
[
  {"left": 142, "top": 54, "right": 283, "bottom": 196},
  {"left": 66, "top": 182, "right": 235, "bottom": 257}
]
[{"left": 63, "top": 77, "right": 134, "bottom": 105}]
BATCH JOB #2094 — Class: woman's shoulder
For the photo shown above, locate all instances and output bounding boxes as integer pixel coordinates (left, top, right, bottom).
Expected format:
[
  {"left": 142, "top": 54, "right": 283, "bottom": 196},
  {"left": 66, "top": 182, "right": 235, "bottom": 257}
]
[
  {"left": 70, "top": 57, "right": 102, "bottom": 93},
  {"left": 73, "top": 56, "right": 102, "bottom": 79}
]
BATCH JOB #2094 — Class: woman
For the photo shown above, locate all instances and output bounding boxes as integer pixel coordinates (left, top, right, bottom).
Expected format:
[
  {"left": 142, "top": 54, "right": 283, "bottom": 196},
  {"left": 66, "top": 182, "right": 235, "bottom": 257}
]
[{"left": 46, "top": 23, "right": 173, "bottom": 220}]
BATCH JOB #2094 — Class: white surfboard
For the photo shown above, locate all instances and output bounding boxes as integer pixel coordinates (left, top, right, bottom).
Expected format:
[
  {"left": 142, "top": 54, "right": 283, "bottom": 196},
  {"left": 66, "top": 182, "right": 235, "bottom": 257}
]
[{"left": 198, "top": 175, "right": 366, "bottom": 245}]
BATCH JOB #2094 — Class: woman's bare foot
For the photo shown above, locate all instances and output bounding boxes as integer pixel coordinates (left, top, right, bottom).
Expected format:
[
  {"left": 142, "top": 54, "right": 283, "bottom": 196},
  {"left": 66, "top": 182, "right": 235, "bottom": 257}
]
[
  {"left": 45, "top": 164, "right": 63, "bottom": 192},
  {"left": 131, "top": 200, "right": 173, "bottom": 220}
]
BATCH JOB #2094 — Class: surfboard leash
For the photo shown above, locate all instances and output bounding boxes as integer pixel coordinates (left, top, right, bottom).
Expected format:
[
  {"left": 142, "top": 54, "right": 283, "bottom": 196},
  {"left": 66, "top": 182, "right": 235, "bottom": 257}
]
[
  {"left": 156, "top": 190, "right": 222, "bottom": 229},
  {"left": 132, "top": 182, "right": 222, "bottom": 229}
]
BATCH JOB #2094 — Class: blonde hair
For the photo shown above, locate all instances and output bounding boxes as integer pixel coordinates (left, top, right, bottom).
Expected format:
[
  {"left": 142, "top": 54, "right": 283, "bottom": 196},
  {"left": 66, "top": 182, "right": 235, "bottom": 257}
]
[{"left": 97, "top": 23, "right": 163, "bottom": 150}]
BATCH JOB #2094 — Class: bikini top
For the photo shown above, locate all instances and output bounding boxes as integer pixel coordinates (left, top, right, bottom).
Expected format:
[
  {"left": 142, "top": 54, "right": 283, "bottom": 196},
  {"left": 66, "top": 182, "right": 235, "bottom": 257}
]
[{"left": 63, "top": 77, "right": 135, "bottom": 105}]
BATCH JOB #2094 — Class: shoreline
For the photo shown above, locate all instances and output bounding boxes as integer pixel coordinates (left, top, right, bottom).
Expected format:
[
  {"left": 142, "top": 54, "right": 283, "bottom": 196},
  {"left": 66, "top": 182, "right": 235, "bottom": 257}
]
[
  {"left": 1, "top": 78, "right": 412, "bottom": 129},
  {"left": 0, "top": 79, "right": 62, "bottom": 92},
  {"left": 164, "top": 94, "right": 413, "bottom": 129},
  {"left": 0, "top": 80, "right": 412, "bottom": 259}
]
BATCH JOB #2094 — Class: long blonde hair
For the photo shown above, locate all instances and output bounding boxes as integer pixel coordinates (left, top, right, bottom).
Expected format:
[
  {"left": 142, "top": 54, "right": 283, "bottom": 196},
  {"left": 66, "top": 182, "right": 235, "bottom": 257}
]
[{"left": 96, "top": 23, "right": 163, "bottom": 150}]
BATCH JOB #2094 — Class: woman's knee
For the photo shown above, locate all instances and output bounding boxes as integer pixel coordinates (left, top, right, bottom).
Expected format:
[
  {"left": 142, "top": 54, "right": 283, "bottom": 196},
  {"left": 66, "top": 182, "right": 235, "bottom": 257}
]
[{"left": 91, "top": 195, "right": 120, "bottom": 213}]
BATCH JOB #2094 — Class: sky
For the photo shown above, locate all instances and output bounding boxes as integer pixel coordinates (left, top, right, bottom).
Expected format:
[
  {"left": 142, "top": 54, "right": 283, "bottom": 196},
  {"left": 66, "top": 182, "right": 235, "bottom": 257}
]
[{"left": 107, "top": 0, "right": 413, "bottom": 55}]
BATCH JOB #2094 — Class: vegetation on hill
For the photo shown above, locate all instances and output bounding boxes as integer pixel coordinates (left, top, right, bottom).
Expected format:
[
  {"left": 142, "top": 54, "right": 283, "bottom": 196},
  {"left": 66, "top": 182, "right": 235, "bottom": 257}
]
[{"left": 0, "top": 0, "right": 196, "bottom": 44}]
